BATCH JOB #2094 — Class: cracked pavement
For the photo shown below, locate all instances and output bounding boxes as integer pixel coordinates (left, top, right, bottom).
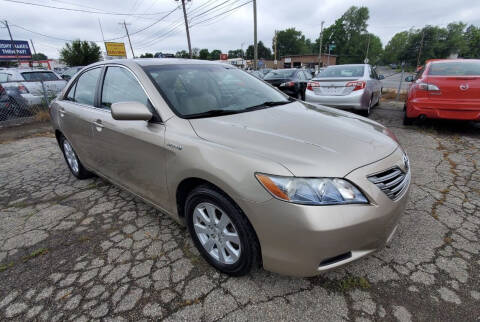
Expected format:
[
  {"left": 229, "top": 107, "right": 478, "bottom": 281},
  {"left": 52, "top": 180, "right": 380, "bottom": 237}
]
[{"left": 0, "top": 104, "right": 479, "bottom": 321}]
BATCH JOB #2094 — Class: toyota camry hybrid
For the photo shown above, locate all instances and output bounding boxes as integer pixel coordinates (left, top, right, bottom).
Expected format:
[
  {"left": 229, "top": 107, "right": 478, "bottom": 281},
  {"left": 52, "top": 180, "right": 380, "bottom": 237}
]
[{"left": 50, "top": 59, "right": 410, "bottom": 277}]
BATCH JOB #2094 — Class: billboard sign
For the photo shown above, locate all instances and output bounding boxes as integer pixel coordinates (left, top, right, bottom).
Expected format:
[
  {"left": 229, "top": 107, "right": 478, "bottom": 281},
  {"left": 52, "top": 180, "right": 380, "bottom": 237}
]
[
  {"left": 105, "top": 42, "right": 127, "bottom": 57},
  {"left": 220, "top": 53, "right": 228, "bottom": 60},
  {"left": 0, "top": 40, "right": 32, "bottom": 60}
]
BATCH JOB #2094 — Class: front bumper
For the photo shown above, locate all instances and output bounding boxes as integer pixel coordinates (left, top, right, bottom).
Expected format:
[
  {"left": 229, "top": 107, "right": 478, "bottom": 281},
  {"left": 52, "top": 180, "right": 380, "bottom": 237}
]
[
  {"left": 305, "top": 88, "right": 368, "bottom": 110},
  {"left": 238, "top": 147, "right": 410, "bottom": 277}
]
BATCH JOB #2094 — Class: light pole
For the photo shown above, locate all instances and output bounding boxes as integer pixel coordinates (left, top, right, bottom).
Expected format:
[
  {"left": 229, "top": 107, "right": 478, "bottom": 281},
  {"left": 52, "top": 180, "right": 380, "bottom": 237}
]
[
  {"left": 318, "top": 21, "right": 324, "bottom": 67},
  {"left": 253, "top": 0, "right": 258, "bottom": 70}
]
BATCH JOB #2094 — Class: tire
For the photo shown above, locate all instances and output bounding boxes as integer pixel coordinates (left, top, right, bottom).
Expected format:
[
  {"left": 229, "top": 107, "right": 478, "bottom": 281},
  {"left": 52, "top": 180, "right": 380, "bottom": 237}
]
[
  {"left": 360, "top": 96, "right": 372, "bottom": 117},
  {"left": 185, "top": 185, "right": 260, "bottom": 276},
  {"left": 59, "top": 135, "right": 93, "bottom": 179},
  {"left": 374, "top": 90, "right": 381, "bottom": 107}
]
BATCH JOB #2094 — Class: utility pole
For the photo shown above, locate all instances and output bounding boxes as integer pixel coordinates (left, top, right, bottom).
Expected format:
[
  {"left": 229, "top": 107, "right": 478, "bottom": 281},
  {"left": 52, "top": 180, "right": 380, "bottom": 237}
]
[
  {"left": 121, "top": 21, "right": 135, "bottom": 58},
  {"left": 274, "top": 30, "right": 277, "bottom": 68},
  {"left": 177, "top": 0, "right": 192, "bottom": 58},
  {"left": 416, "top": 30, "right": 425, "bottom": 67},
  {"left": 365, "top": 33, "right": 371, "bottom": 63},
  {"left": 98, "top": 18, "right": 107, "bottom": 53},
  {"left": 253, "top": 0, "right": 258, "bottom": 70},
  {"left": 318, "top": 21, "right": 324, "bottom": 67},
  {"left": 30, "top": 39, "right": 37, "bottom": 69},
  {"left": 3, "top": 21, "right": 21, "bottom": 66}
]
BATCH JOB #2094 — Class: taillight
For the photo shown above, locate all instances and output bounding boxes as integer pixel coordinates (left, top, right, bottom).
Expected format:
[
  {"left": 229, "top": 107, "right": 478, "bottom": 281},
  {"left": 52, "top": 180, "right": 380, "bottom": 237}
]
[
  {"left": 345, "top": 81, "right": 366, "bottom": 91},
  {"left": 280, "top": 81, "right": 295, "bottom": 87},
  {"left": 307, "top": 81, "right": 320, "bottom": 91},
  {"left": 416, "top": 83, "right": 440, "bottom": 91},
  {"left": 17, "top": 85, "right": 29, "bottom": 94}
]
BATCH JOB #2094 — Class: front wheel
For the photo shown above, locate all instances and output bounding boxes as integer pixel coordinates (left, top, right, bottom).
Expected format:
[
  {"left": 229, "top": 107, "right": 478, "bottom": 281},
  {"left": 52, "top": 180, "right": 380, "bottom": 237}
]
[{"left": 185, "top": 185, "right": 260, "bottom": 276}]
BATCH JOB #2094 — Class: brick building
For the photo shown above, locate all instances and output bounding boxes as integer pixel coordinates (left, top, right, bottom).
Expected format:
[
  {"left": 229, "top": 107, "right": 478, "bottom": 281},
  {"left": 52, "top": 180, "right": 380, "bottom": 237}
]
[{"left": 262, "top": 54, "right": 337, "bottom": 69}]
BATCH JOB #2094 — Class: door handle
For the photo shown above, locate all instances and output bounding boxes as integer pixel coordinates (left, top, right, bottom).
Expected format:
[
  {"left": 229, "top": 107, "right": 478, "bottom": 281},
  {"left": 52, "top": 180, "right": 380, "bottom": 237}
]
[
  {"left": 94, "top": 119, "right": 104, "bottom": 131},
  {"left": 59, "top": 107, "right": 67, "bottom": 117}
]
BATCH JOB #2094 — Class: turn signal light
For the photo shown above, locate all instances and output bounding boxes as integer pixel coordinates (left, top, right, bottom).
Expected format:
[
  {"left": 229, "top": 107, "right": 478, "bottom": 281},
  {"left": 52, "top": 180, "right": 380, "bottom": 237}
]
[{"left": 345, "top": 81, "right": 366, "bottom": 91}]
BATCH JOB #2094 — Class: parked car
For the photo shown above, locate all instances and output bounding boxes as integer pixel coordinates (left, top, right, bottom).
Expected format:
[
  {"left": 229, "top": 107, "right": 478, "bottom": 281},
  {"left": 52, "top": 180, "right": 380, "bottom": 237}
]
[
  {"left": 259, "top": 68, "right": 272, "bottom": 77},
  {"left": 246, "top": 70, "right": 264, "bottom": 79},
  {"left": 305, "top": 64, "right": 384, "bottom": 117},
  {"left": 389, "top": 63, "right": 398, "bottom": 69},
  {"left": 263, "top": 68, "right": 312, "bottom": 100},
  {"left": 403, "top": 59, "right": 480, "bottom": 124},
  {"left": 0, "top": 69, "right": 66, "bottom": 106},
  {"left": 0, "top": 83, "right": 30, "bottom": 121},
  {"left": 51, "top": 59, "right": 410, "bottom": 277},
  {"left": 61, "top": 66, "right": 84, "bottom": 81}
]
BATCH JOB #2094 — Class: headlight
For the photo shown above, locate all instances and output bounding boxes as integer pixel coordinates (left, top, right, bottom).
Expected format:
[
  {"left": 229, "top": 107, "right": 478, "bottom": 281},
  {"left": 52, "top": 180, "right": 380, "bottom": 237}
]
[{"left": 255, "top": 173, "right": 368, "bottom": 205}]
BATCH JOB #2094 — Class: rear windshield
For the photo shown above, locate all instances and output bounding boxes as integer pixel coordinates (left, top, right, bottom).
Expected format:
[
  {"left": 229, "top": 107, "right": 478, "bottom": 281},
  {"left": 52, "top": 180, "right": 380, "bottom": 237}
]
[
  {"left": 428, "top": 61, "right": 480, "bottom": 76},
  {"left": 21, "top": 71, "right": 59, "bottom": 81},
  {"left": 316, "top": 65, "right": 365, "bottom": 78},
  {"left": 264, "top": 69, "right": 296, "bottom": 79}
]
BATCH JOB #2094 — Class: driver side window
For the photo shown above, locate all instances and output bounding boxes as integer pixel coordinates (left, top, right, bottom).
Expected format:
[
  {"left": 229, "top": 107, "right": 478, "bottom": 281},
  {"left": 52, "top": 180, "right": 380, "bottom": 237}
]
[{"left": 101, "top": 66, "right": 150, "bottom": 109}]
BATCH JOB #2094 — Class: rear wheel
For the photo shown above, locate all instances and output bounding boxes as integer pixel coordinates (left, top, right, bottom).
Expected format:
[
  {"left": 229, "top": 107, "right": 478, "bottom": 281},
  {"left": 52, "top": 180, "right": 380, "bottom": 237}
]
[
  {"left": 361, "top": 96, "right": 373, "bottom": 117},
  {"left": 60, "top": 135, "right": 93, "bottom": 179},
  {"left": 185, "top": 185, "right": 259, "bottom": 276}
]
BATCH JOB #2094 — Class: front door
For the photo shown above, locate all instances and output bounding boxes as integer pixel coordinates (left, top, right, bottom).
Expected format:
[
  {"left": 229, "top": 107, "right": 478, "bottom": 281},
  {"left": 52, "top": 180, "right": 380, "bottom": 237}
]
[{"left": 90, "top": 65, "right": 169, "bottom": 207}]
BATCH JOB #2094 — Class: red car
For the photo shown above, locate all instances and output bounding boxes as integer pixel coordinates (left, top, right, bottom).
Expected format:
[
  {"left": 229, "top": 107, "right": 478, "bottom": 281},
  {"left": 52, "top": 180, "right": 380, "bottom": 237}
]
[{"left": 404, "top": 59, "right": 480, "bottom": 124}]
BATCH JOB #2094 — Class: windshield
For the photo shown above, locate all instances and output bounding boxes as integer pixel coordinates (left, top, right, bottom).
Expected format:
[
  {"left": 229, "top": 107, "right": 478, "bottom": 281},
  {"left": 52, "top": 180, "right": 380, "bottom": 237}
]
[
  {"left": 143, "top": 64, "right": 289, "bottom": 118},
  {"left": 316, "top": 65, "right": 365, "bottom": 78},
  {"left": 428, "top": 61, "right": 480, "bottom": 76},
  {"left": 21, "top": 71, "right": 59, "bottom": 81},
  {"left": 264, "top": 69, "right": 295, "bottom": 79}
]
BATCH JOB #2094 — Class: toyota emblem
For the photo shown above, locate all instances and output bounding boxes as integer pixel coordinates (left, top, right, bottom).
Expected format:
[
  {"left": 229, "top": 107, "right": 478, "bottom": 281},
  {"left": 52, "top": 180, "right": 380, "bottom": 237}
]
[{"left": 459, "top": 84, "right": 469, "bottom": 91}]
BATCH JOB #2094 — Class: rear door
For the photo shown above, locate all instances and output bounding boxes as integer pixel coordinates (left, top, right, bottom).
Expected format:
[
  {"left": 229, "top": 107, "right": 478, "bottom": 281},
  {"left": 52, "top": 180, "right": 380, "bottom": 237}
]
[
  {"left": 91, "top": 65, "right": 169, "bottom": 206},
  {"left": 58, "top": 67, "right": 102, "bottom": 168}
]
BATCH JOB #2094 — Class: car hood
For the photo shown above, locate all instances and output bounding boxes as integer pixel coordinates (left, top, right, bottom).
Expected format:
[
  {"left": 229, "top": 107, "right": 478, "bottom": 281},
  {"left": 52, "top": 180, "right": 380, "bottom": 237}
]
[{"left": 188, "top": 101, "right": 398, "bottom": 177}]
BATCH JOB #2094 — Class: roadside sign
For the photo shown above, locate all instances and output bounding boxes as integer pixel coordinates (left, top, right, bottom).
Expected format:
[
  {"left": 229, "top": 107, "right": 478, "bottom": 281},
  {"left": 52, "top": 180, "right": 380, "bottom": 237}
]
[
  {"left": 274, "top": 59, "right": 277, "bottom": 65},
  {"left": 0, "top": 40, "right": 32, "bottom": 60},
  {"left": 285, "top": 57, "right": 291, "bottom": 63},
  {"left": 364, "top": 58, "right": 369, "bottom": 64},
  {"left": 105, "top": 42, "right": 127, "bottom": 57},
  {"left": 329, "top": 44, "right": 336, "bottom": 51},
  {"left": 220, "top": 53, "right": 228, "bottom": 60}
]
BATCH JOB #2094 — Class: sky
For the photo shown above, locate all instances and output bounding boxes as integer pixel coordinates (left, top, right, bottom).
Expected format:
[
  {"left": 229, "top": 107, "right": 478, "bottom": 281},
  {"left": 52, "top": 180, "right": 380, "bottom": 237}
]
[{"left": 1, "top": 0, "right": 479, "bottom": 59}]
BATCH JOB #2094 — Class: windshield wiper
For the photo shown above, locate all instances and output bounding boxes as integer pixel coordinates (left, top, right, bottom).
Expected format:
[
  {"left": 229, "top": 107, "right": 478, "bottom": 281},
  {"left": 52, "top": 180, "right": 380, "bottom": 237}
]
[
  {"left": 243, "top": 98, "right": 294, "bottom": 111},
  {"left": 184, "top": 109, "right": 242, "bottom": 119}
]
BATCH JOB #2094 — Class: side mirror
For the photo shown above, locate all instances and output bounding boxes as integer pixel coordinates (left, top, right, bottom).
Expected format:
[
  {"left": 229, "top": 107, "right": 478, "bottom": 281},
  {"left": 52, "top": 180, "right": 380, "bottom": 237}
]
[
  {"left": 61, "top": 75, "right": 70, "bottom": 81},
  {"left": 378, "top": 75, "right": 385, "bottom": 80},
  {"left": 111, "top": 101, "right": 152, "bottom": 121},
  {"left": 405, "top": 76, "right": 414, "bottom": 82}
]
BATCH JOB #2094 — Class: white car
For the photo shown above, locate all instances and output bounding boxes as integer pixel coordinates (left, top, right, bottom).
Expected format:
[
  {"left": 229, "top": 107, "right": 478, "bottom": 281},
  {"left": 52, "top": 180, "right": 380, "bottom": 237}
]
[
  {"left": 0, "top": 69, "right": 67, "bottom": 106},
  {"left": 305, "top": 64, "right": 384, "bottom": 117}
]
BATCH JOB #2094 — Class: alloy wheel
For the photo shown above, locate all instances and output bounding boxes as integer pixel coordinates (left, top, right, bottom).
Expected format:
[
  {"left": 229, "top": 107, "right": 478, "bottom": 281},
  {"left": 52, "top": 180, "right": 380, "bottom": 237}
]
[
  {"left": 193, "top": 202, "right": 241, "bottom": 265},
  {"left": 63, "top": 140, "right": 79, "bottom": 174}
]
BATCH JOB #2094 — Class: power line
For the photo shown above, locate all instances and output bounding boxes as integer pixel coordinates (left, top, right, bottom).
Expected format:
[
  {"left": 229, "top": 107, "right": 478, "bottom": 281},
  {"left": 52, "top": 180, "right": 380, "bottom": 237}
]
[
  {"left": 190, "top": 0, "right": 252, "bottom": 27},
  {"left": 2, "top": 0, "right": 176, "bottom": 16}
]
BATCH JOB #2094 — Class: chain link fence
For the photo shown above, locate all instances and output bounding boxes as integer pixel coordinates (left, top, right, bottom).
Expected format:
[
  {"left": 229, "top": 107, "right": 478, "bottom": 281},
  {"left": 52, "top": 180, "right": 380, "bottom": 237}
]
[{"left": 0, "top": 79, "right": 61, "bottom": 125}]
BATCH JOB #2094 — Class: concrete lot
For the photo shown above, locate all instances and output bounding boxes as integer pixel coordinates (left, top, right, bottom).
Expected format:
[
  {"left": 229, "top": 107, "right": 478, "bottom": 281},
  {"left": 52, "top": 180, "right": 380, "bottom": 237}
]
[
  {"left": 377, "top": 66, "right": 414, "bottom": 91},
  {"left": 0, "top": 103, "right": 479, "bottom": 321}
]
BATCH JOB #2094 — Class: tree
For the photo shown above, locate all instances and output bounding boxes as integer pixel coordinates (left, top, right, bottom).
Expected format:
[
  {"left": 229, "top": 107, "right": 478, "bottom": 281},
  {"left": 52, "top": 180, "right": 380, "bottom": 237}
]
[
  {"left": 210, "top": 49, "right": 222, "bottom": 60},
  {"left": 463, "top": 25, "right": 480, "bottom": 58},
  {"left": 199, "top": 48, "right": 210, "bottom": 60},
  {"left": 245, "top": 41, "right": 272, "bottom": 59},
  {"left": 32, "top": 53, "right": 48, "bottom": 60},
  {"left": 140, "top": 52, "right": 154, "bottom": 58},
  {"left": 313, "top": 6, "right": 379, "bottom": 64},
  {"left": 60, "top": 40, "right": 101, "bottom": 66},
  {"left": 192, "top": 48, "right": 200, "bottom": 59},
  {"left": 175, "top": 50, "right": 189, "bottom": 58},
  {"left": 273, "top": 28, "right": 308, "bottom": 57},
  {"left": 383, "top": 31, "right": 409, "bottom": 64},
  {"left": 228, "top": 49, "right": 244, "bottom": 58}
]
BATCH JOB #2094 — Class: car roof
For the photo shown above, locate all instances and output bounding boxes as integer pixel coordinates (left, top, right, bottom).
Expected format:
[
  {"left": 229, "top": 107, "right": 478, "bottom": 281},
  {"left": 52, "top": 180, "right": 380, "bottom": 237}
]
[{"left": 87, "top": 58, "right": 232, "bottom": 69}]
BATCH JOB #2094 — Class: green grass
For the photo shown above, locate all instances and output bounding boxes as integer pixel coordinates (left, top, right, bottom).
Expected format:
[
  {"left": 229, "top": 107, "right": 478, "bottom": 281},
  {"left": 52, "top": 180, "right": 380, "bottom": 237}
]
[
  {"left": 0, "top": 262, "right": 14, "bottom": 272},
  {"left": 22, "top": 248, "right": 49, "bottom": 261}
]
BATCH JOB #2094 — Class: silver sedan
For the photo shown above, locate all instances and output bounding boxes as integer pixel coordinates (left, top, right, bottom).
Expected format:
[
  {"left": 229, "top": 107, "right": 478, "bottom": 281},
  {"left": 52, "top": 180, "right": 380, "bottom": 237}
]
[{"left": 305, "top": 64, "right": 384, "bottom": 117}]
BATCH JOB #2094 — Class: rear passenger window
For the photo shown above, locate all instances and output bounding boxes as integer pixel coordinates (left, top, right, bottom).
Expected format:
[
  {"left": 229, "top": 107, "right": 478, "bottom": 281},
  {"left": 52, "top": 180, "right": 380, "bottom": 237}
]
[
  {"left": 101, "top": 66, "right": 149, "bottom": 109},
  {"left": 74, "top": 68, "right": 101, "bottom": 106}
]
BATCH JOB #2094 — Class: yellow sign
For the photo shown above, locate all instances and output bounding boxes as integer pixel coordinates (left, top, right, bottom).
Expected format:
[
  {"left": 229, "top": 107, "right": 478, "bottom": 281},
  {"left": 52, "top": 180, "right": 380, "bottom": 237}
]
[{"left": 105, "top": 42, "right": 127, "bottom": 57}]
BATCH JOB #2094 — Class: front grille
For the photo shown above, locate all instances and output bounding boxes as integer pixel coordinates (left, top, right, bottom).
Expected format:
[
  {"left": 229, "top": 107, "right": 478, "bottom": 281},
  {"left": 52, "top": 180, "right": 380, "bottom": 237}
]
[{"left": 368, "top": 167, "right": 409, "bottom": 200}]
